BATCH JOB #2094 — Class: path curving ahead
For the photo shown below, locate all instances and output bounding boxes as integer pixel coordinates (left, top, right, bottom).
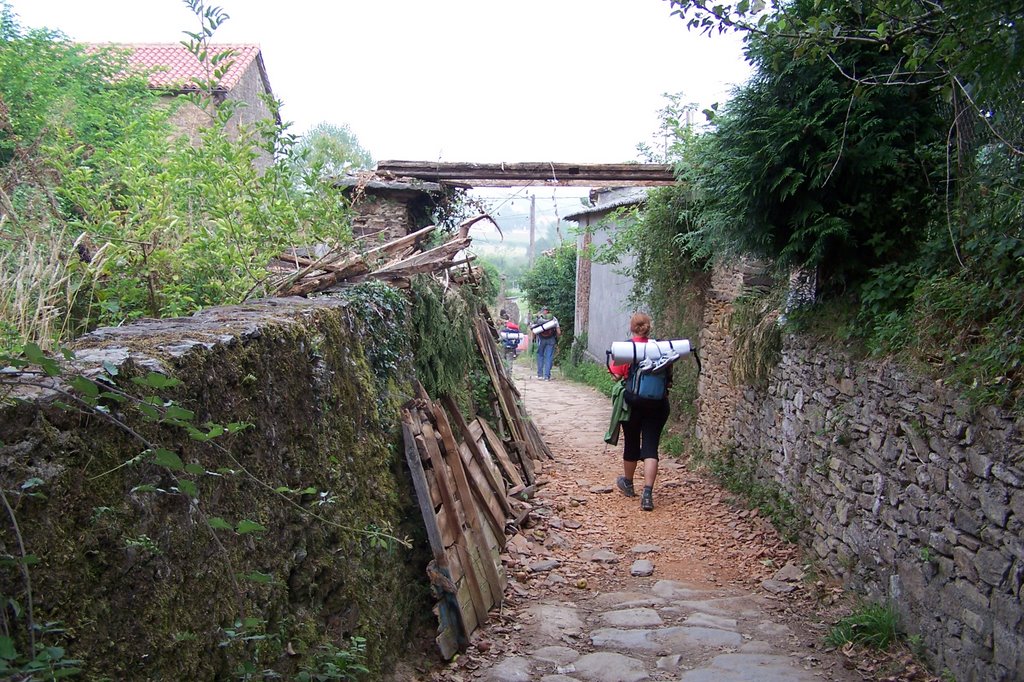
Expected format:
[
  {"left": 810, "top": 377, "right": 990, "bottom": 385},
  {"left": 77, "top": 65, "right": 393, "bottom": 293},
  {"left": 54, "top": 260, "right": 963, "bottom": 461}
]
[{"left": 423, "top": 366, "right": 860, "bottom": 682}]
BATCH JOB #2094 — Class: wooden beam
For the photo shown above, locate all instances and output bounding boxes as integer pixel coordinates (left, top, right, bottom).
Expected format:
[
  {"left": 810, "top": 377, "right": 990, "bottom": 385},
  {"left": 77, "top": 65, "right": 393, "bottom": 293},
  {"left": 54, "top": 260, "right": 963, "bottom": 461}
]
[{"left": 376, "top": 161, "right": 677, "bottom": 187}]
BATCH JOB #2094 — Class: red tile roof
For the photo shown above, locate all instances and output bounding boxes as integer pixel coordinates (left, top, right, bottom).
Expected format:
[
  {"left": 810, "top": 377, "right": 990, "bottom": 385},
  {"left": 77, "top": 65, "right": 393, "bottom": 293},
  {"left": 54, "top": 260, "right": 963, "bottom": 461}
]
[{"left": 91, "top": 43, "right": 263, "bottom": 92}]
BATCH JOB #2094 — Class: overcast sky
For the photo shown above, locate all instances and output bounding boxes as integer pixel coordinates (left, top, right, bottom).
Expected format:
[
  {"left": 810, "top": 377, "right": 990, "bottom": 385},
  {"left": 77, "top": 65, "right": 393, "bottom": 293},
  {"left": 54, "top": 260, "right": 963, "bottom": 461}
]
[{"left": 8, "top": 0, "right": 752, "bottom": 165}]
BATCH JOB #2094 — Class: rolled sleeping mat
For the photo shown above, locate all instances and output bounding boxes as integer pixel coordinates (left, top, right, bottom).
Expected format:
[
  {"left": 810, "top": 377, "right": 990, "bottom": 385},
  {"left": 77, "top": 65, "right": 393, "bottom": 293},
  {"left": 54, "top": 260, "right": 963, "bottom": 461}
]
[
  {"left": 609, "top": 339, "right": 691, "bottom": 364},
  {"left": 499, "top": 330, "right": 525, "bottom": 342},
  {"left": 530, "top": 318, "right": 559, "bottom": 335}
]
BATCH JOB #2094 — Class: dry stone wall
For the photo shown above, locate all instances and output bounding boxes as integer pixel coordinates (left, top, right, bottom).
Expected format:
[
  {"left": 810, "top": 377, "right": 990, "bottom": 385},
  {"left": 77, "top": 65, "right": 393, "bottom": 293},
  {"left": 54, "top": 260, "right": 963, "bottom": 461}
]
[
  {"left": 722, "top": 335, "right": 1023, "bottom": 681},
  {"left": 0, "top": 297, "right": 425, "bottom": 679}
]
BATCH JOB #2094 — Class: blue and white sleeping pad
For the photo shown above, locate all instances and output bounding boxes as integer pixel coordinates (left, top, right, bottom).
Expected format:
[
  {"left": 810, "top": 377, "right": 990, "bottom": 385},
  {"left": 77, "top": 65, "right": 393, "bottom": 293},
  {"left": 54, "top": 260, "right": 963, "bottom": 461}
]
[{"left": 606, "top": 339, "right": 694, "bottom": 401}]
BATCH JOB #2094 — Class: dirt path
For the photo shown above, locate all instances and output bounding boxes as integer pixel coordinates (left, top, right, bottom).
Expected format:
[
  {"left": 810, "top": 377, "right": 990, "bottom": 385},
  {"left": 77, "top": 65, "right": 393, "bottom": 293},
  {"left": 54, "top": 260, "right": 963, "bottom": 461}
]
[{"left": 404, "top": 365, "right": 865, "bottom": 681}]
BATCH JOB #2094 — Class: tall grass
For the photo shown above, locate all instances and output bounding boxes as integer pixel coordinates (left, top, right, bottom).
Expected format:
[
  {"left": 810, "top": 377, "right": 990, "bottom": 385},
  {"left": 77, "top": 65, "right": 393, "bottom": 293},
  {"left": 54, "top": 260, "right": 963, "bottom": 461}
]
[{"left": 0, "top": 218, "right": 100, "bottom": 352}]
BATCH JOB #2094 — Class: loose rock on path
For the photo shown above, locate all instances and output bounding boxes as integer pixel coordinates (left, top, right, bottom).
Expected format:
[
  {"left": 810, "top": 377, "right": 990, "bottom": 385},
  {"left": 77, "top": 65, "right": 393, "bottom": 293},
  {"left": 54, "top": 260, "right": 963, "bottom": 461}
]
[{"left": 411, "top": 365, "right": 862, "bottom": 681}]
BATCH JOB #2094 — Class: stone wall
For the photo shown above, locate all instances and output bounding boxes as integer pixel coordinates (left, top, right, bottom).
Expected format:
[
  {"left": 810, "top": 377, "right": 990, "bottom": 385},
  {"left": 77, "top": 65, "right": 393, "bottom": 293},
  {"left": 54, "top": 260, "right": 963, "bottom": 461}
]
[
  {"left": 350, "top": 194, "right": 415, "bottom": 242},
  {"left": 696, "top": 259, "right": 770, "bottom": 453},
  {"left": 700, "top": 268, "right": 1024, "bottom": 679},
  {"left": 0, "top": 297, "right": 426, "bottom": 679}
]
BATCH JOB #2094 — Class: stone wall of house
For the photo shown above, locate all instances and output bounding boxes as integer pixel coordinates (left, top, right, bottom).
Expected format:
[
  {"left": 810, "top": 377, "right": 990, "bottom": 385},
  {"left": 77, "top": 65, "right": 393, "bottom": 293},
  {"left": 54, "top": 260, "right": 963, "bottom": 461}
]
[
  {"left": 699, "top": 265, "right": 1024, "bottom": 681},
  {"left": 225, "top": 61, "right": 276, "bottom": 169},
  {"left": 225, "top": 61, "right": 274, "bottom": 136},
  {"left": 350, "top": 194, "right": 413, "bottom": 242}
]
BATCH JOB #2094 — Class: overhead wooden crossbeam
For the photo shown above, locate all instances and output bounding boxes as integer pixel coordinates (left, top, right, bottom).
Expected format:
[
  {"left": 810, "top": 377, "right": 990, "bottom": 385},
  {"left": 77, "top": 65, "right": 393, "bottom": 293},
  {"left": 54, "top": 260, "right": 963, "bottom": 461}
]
[{"left": 375, "top": 161, "right": 677, "bottom": 187}]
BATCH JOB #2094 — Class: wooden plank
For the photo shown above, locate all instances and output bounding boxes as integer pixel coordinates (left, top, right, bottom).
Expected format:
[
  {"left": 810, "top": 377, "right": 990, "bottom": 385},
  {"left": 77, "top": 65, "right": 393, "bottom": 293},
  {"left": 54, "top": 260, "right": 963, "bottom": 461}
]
[
  {"left": 512, "top": 441, "right": 537, "bottom": 485},
  {"left": 469, "top": 433, "right": 507, "bottom": 503},
  {"left": 472, "top": 318, "right": 524, "bottom": 444},
  {"left": 424, "top": 468, "right": 442, "bottom": 509},
  {"left": 435, "top": 505, "right": 458, "bottom": 548},
  {"left": 454, "top": 574, "right": 479, "bottom": 634},
  {"left": 361, "top": 223, "right": 437, "bottom": 261},
  {"left": 400, "top": 417, "right": 466, "bottom": 657},
  {"left": 375, "top": 161, "right": 677, "bottom": 187},
  {"left": 505, "top": 377, "right": 556, "bottom": 460},
  {"left": 419, "top": 414, "right": 490, "bottom": 626},
  {"left": 477, "top": 418, "right": 526, "bottom": 489},
  {"left": 441, "top": 395, "right": 512, "bottom": 518},
  {"left": 430, "top": 402, "right": 505, "bottom": 610},
  {"left": 461, "top": 443, "right": 507, "bottom": 545}
]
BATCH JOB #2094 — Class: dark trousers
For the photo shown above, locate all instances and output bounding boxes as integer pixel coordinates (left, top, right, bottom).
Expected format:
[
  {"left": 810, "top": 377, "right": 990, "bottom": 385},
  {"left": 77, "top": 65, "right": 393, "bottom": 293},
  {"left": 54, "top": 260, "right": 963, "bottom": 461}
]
[{"left": 622, "top": 398, "right": 669, "bottom": 461}]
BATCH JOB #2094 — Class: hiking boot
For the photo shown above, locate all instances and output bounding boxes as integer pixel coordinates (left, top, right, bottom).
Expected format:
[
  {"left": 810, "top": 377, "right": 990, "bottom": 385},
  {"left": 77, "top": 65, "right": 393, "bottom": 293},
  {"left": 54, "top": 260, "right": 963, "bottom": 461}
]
[
  {"left": 641, "top": 486, "right": 654, "bottom": 511},
  {"left": 616, "top": 476, "right": 636, "bottom": 497}
]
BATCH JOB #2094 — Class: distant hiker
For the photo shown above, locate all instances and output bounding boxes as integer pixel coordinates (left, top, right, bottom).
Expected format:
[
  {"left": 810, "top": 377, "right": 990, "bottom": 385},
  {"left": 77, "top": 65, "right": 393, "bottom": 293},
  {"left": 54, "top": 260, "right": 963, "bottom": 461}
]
[
  {"left": 500, "top": 319, "right": 523, "bottom": 369},
  {"left": 607, "top": 312, "right": 670, "bottom": 512},
  {"left": 530, "top": 306, "right": 560, "bottom": 380}
]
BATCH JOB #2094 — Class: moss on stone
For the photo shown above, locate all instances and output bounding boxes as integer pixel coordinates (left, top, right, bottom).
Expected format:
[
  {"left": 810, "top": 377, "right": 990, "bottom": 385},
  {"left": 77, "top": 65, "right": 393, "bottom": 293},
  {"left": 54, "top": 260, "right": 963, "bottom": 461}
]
[{"left": 0, "top": 297, "right": 430, "bottom": 679}]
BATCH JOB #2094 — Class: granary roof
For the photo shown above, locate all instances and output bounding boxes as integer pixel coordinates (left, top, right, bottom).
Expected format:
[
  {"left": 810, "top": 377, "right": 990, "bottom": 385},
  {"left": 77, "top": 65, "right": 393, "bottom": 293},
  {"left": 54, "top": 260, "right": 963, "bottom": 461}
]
[
  {"left": 563, "top": 188, "right": 648, "bottom": 221},
  {"left": 333, "top": 175, "right": 445, "bottom": 194},
  {"left": 90, "top": 43, "right": 266, "bottom": 93}
]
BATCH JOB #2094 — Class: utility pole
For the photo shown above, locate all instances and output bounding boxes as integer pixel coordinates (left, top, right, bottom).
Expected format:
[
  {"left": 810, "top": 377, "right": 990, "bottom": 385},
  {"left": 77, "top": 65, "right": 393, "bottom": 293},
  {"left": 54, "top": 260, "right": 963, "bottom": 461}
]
[{"left": 528, "top": 194, "right": 536, "bottom": 266}]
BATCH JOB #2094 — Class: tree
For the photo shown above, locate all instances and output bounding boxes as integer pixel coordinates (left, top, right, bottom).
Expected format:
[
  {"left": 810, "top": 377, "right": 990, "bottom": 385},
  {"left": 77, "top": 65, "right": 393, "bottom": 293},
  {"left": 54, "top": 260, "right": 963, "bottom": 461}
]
[
  {"left": 290, "top": 122, "right": 373, "bottom": 182},
  {"left": 520, "top": 242, "right": 576, "bottom": 334},
  {"left": 665, "top": 0, "right": 1024, "bottom": 102}
]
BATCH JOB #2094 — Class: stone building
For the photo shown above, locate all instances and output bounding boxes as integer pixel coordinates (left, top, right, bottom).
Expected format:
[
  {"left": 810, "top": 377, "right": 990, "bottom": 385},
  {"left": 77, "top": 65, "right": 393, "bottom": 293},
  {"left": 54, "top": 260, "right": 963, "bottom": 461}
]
[
  {"left": 333, "top": 175, "right": 447, "bottom": 243},
  {"left": 90, "top": 43, "right": 278, "bottom": 167}
]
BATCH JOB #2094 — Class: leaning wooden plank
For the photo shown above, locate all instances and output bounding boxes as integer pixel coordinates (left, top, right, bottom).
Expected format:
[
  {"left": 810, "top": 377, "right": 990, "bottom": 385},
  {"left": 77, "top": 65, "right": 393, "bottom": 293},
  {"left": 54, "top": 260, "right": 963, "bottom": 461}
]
[
  {"left": 475, "top": 510, "right": 507, "bottom": 595},
  {"left": 504, "top": 376, "right": 556, "bottom": 460},
  {"left": 511, "top": 440, "right": 537, "bottom": 485},
  {"left": 361, "top": 224, "right": 437, "bottom": 262},
  {"left": 371, "top": 237, "right": 470, "bottom": 276},
  {"left": 460, "top": 443, "right": 507, "bottom": 545},
  {"left": 471, "top": 318, "right": 524, "bottom": 444},
  {"left": 277, "top": 258, "right": 370, "bottom": 296},
  {"left": 477, "top": 418, "right": 527, "bottom": 489},
  {"left": 435, "top": 504, "right": 459, "bottom": 548},
  {"left": 429, "top": 402, "right": 505, "bottom": 609},
  {"left": 440, "top": 396, "right": 512, "bottom": 518},
  {"left": 468, "top": 431, "right": 508, "bottom": 504},
  {"left": 464, "top": 536, "right": 504, "bottom": 617},
  {"left": 453, "top": 565, "right": 479, "bottom": 634},
  {"left": 419, "top": 416, "right": 490, "bottom": 626},
  {"left": 401, "top": 418, "right": 466, "bottom": 658}
]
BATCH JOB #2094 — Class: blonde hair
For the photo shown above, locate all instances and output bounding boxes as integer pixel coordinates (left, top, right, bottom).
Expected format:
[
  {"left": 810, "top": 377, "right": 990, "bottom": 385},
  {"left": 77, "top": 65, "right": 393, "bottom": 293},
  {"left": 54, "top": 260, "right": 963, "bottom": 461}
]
[{"left": 630, "top": 312, "right": 652, "bottom": 337}]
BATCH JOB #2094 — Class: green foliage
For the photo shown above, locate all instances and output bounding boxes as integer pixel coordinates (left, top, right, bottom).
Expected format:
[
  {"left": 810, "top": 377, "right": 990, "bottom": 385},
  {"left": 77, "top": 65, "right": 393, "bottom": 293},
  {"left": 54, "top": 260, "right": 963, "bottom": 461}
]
[
  {"left": 520, "top": 242, "right": 576, "bottom": 332},
  {"left": 645, "top": 1, "right": 1023, "bottom": 415},
  {"left": 296, "top": 638, "right": 369, "bottom": 682},
  {"left": 0, "top": 3, "right": 353, "bottom": 349},
  {"left": 336, "top": 280, "right": 411, "bottom": 410},
  {"left": 408, "top": 275, "right": 479, "bottom": 398},
  {"left": 622, "top": 183, "right": 710, "bottom": 316},
  {"left": 826, "top": 601, "right": 901, "bottom": 650},
  {"left": 290, "top": 122, "right": 373, "bottom": 183},
  {"left": 659, "top": 432, "right": 686, "bottom": 458},
  {"left": 666, "top": 0, "right": 1024, "bottom": 103},
  {"left": 473, "top": 259, "right": 501, "bottom": 306},
  {"left": 689, "top": 19, "right": 946, "bottom": 290}
]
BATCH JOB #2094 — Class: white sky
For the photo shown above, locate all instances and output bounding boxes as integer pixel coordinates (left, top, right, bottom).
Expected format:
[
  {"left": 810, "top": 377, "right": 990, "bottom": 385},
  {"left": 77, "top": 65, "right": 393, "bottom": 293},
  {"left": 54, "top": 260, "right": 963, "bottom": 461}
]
[{"left": 8, "top": 0, "right": 753, "bottom": 165}]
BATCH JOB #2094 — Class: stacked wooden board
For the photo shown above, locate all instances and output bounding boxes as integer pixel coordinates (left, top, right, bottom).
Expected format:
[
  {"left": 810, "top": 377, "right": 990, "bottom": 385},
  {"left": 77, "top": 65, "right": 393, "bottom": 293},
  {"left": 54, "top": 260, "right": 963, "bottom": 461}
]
[{"left": 400, "top": 315, "right": 558, "bottom": 658}]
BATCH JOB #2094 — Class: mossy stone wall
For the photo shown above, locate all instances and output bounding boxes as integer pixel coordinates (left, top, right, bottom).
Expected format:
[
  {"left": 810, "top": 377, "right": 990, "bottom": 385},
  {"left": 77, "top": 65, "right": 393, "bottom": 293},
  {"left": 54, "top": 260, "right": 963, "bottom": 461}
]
[{"left": 0, "top": 297, "right": 428, "bottom": 679}]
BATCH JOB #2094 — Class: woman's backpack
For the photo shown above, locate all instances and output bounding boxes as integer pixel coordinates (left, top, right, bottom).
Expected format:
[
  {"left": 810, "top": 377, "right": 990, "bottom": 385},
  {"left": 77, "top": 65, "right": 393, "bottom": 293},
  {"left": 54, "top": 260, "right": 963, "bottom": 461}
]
[{"left": 625, "top": 360, "right": 668, "bottom": 403}]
